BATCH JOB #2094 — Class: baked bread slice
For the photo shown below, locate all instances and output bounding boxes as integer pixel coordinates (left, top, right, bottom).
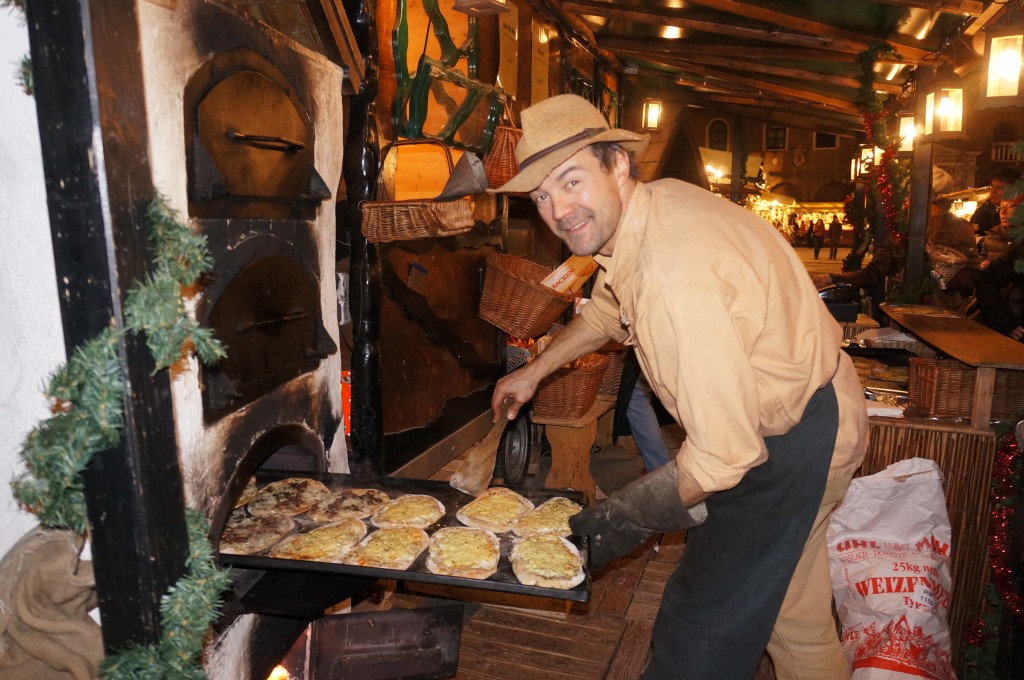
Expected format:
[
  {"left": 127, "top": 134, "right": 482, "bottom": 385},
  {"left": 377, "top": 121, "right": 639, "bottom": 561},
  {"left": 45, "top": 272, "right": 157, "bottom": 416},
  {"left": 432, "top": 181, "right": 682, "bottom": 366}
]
[
  {"left": 247, "top": 477, "right": 331, "bottom": 517},
  {"left": 510, "top": 534, "right": 585, "bottom": 589},
  {"left": 456, "top": 487, "right": 534, "bottom": 533},
  {"left": 267, "top": 517, "right": 367, "bottom": 562},
  {"left": 308, "top": 488, "right": 391, "bottom": 522},
  {"left": 233, "top": 476, "right": 258, "bottom": 509},
  {"left": 512, "top": 497, "right": 582, "bottom": 537},
  {"left": 345, "top": 527, "right": 430, "bottom": 570},
  {"left": 370, "top": 494, "right": 446, "bottom": 529},
  {"left": 426, "top": 526, "right": 500, "bottom": 579},
  {"left": 219, "top": 511, "right": 295, "bottom": 555}
]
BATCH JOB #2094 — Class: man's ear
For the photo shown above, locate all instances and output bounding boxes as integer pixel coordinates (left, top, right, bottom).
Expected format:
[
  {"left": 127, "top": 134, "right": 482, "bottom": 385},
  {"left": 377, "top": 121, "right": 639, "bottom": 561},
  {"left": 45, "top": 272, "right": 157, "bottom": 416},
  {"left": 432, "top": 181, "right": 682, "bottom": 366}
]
[{"left": 613, "top": 149, "right": 631, "bottom": 186}]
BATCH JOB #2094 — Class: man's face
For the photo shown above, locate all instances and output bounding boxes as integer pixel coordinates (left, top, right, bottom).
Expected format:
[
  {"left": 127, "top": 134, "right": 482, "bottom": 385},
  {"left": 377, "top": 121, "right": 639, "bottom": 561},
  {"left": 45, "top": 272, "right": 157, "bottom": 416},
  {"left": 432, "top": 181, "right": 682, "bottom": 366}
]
[
  {"left": 990, "top": 180, "right": 1007, "bottom": 205},
  {"left": 529, "top": 146, "right": 628, "bottom": 257},
  {"left": 999, "top": 200, "right": 1017, "bottom": 227}
]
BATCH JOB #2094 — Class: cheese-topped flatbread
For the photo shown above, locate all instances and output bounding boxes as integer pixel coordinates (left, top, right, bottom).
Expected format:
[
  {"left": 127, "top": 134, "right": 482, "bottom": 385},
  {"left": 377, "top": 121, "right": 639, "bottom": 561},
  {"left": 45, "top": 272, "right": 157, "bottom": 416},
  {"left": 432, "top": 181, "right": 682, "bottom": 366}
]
[
  {"left": 345, "top": 527, "right": 430, "bottom": 570},
  {"left": 219, "top": 511, "right": 294, "bottom": 555},
  {"left": 247, "top": 477, "right": 331, "bottom": 517},
  {"left": 233, "top": 476, "right": 258, "bottom": 509},
  {"left": 308, "top": 488, "right": 391, "bottom": 522},
  {"left": 510, "top": 534, "right": 585, "bottom": 590},
  {"left": 456, "top": 487, "right": 534, "bottom": 533},
  {"left": 426, "top": 527, "right": 500, "bottom": 580},
  {"left": 512, "top": 497, "right": 582, "bottom": 537},
  {"left": 370, "top": 494, "right": 446, "bottom": 529},
  {"left": 268, "top": 517, "right": 367, "bottom": 562}
]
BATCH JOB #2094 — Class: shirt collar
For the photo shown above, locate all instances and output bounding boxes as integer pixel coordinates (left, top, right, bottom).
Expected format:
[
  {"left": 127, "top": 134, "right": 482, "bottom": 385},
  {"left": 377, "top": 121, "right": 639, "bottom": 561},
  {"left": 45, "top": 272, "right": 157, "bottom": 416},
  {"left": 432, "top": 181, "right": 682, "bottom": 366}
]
[{"left": 595, "top": 180, "right": 650, "bottom": 291}]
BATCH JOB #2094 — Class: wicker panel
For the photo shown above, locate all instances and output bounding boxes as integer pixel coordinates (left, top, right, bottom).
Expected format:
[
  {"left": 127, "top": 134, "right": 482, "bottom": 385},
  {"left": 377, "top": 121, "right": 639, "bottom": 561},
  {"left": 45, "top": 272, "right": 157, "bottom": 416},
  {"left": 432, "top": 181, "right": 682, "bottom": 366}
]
[
  {"left": 597, "top": 342, "right": 628, "bottom": 397},
  {"left": 908, "top": 358, "right": 1024, "bottom": 420},
  {"left": 479, "top": 254, "right": 573, "bottom": 339},
  {"left": 533, "top": 353, "right": 610, "bottom": 419},
  {"left": 860, "top": 418, "right": 999, "bottom": 666},
  {"left": 484, "top": 125, "right": 522, "bottom": 189}
]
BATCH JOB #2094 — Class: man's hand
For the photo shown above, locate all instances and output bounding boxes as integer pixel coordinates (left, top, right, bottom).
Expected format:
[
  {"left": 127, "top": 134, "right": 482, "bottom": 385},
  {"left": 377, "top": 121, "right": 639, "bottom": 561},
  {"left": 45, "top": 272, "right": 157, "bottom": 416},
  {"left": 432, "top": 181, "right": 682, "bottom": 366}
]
[
  {"left": 1011, "top": 325, "right": 1024, "bottom": 341},
  {"left": 491, "top": 365, "right": 542, "bottom": 422},
  {"left": 811, "top": 273, "right": 833, "bottom": 288}
]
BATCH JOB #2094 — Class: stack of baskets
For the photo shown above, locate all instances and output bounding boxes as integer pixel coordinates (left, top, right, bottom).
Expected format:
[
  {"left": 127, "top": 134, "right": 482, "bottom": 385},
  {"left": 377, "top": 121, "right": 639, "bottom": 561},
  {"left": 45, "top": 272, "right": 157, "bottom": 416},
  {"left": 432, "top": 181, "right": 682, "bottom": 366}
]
[
  {"left": 532, "top": 353, "right": 610, "bottom": 419},
  {"left": 479, "top": 254, "right": 573, "bottom": 339},
  {"left": 907, "top": 357, "right": 1024, "bottom": 420},
  {"left": 596, "top": 341, "right": 629, "bottom": 397}
]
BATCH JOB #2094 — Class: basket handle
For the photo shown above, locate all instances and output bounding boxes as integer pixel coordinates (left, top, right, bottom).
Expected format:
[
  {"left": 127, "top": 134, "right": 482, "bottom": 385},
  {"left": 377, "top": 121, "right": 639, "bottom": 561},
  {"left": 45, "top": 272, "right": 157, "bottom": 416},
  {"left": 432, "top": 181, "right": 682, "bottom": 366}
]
[
  {"left": 501, "top": 98, "right": 519, "bottom": 128},
  {"left": 374, "top": 138, "right": 456, "bottom": 201}
]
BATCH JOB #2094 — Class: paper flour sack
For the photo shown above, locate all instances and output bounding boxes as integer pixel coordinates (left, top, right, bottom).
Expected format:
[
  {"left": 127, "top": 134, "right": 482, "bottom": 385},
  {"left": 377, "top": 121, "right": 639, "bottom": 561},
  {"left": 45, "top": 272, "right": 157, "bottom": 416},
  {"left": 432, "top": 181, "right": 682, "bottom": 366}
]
[{"left": 828, "top": 458, "right": 955, "bottom": 680}]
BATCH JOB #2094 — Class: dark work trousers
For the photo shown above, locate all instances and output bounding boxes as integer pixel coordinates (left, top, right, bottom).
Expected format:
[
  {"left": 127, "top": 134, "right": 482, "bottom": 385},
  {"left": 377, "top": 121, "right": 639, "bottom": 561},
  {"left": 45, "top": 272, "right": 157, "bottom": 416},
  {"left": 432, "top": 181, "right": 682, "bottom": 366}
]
[{"left": 643, "top": 382, "right": 838, "bottom": 680}]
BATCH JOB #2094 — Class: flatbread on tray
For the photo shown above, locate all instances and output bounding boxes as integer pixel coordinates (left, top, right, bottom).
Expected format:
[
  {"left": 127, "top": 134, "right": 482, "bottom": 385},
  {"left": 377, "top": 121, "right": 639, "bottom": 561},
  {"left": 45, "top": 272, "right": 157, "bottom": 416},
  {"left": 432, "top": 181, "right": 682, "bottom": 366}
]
[
  {"left": 426, "top": 526, "right": 500, "bottom": 580},
  {"left": 370, "top": 494, "right": 446, "bottom": 529},
  {"left": 308, "top": 488, "right": 391, "bottom": 522},
  {"left": 345, "top": 527, "right": 430, "bottom": 570},
  {"left": 456, "top": 487, "right": 534, "bottom": 533},
  {"left": 219, "top": 511, "right": 295, "bottom": 556},
  {"left": 247, "top": 477, "right": 331, "bottom": 517},
  {"left": 510, "top": 534, "right": 585, "bottom": 590},
  {"left": 267, "top": 517, "right": 368, "bottom": 562},
  {"left": 512, "top": 497, "right": 582, "bottom": 538}
]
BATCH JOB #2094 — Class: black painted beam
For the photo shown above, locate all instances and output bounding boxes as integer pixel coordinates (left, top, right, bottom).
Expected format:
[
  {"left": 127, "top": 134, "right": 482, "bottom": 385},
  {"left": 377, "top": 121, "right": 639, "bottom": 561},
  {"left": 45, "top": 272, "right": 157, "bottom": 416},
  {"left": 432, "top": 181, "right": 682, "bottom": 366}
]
[{"left": 25, "top": 0, "right": 188, "bottom": 652}]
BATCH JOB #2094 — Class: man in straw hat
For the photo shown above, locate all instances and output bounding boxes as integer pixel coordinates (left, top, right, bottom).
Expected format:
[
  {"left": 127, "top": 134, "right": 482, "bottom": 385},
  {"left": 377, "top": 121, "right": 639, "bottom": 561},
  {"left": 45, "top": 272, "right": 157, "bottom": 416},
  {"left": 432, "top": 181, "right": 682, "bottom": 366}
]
[{"left": 490, "top": 94, "right": 867, "bottom": 680}]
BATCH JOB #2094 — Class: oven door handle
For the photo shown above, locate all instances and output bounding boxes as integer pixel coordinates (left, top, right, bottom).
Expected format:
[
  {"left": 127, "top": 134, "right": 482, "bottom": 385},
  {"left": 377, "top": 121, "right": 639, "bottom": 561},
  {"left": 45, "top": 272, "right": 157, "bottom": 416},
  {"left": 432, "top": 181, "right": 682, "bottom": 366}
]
[
  {"left": 226, "top": 129, "right": 306, "bottom": 153},
  {"left": 234, "top": 310, "right": 309, "bottom": 333}
]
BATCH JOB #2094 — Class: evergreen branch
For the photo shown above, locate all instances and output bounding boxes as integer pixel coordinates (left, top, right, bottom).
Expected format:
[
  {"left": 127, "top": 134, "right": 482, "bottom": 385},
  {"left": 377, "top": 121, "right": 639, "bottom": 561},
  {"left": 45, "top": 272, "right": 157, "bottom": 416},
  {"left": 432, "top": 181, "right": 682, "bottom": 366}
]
[{"left": 17, "top": 54, "right": 31, "bottom": 96}]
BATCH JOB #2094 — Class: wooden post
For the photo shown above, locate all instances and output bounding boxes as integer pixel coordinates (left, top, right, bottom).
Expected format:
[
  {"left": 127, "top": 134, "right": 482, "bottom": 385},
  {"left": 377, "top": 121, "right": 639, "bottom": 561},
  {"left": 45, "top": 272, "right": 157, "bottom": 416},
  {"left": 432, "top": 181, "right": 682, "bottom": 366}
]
[
  {"left": 24, "top": 0, "right": 187, "bottom": 652},
  {"left": 906, "top": 77, "right": 934, "bottom": 288}
]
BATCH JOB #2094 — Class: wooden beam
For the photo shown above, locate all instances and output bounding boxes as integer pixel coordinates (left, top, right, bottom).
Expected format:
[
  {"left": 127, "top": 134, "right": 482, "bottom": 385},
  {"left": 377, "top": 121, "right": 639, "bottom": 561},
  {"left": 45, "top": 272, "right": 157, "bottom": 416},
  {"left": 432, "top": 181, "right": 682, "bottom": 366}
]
[
  {"left": 634, "top": 55, "right": 863, "bottom": 114},
  {"left": 25, "top": 0, "right": 188, "bottom": 653},
  {"left": 314, "top": 0, "right": 365, "bottom": 94},
  {"left": 599, "top": 37, "right": 922, "bottom": 64},
  {"left": 563, "top": 0, "right": 931, "bottom": 61},
  {"left": 965, "top": 1, "right": 1007, "bottom": 37},
  {"left": 671, "top": 0, "right": 933, "bottom": 61},
  {"left": 868, "top": 0, "right": 984, "bottom": 17},
  {"left": 617, "top": 49, "right": 904, "bottom": 94},
  {"left": 562, "top": 1, "right": 864, "bottom": 53},
  {"left": 690, "top": 94, "right": 863, "bottom": 134}
]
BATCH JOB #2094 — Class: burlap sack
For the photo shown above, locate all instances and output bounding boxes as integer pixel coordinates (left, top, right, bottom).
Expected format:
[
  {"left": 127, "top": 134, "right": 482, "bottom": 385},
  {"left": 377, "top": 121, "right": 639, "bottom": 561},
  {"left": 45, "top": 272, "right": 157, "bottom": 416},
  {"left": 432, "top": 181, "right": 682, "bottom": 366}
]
[{"left": 0, "top": 528, "right": 103, "bottom": 679}]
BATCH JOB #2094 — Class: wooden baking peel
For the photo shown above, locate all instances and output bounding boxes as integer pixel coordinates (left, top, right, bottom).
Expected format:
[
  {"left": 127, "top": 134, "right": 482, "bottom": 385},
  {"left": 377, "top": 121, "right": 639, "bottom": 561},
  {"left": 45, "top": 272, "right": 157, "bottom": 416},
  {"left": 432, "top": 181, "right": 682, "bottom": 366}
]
[{"left": 449, "top": 402, "right": 511, "bottom": 497}]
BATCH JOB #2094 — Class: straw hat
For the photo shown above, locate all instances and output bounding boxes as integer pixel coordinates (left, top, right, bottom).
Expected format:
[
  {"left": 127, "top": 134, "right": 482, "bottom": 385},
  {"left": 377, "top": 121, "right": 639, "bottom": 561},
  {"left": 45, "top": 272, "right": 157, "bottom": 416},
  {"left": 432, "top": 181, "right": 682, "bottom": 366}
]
[{"left": 492, "top": 94, "right": 649, "bottom": 193}]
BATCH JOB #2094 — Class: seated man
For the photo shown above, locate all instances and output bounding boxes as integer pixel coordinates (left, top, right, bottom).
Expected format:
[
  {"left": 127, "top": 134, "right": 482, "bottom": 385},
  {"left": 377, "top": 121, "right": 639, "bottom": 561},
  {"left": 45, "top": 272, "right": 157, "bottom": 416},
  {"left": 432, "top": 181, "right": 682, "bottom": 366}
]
[{"left": 977, "top": 199, "right": 1024, "bottom": 340}]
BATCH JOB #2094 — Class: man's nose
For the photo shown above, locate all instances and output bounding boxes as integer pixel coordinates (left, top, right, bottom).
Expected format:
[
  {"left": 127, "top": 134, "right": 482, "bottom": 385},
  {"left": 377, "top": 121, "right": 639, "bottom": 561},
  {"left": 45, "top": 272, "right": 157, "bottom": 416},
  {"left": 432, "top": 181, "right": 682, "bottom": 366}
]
[{"left": 549, "top": 192, "right": 573, "bottom": 221}]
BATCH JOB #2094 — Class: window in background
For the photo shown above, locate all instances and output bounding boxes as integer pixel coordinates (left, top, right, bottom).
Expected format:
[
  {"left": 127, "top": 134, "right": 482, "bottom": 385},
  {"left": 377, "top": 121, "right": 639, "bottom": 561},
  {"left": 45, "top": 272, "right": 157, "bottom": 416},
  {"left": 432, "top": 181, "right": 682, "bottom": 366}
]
[
  {"left": 707, "top": 119, "right": 729, "bottom": 150},
  {"left": 765, "top": 125, "right": 787, "bottom": 150},
  {"left": 814, "top": 132, "right": 838, "bottom": 149}
]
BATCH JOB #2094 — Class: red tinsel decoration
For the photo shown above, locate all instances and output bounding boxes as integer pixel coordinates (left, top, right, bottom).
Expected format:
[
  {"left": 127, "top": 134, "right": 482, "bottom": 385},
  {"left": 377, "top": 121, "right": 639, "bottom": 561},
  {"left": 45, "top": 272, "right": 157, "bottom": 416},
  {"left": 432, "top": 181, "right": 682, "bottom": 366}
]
[
  {"left": 987, "top": 431, "right": 1023, "bottom": 621},
  {"left": 964, "top": 616, "right": 991, "bottom": 648},
  {"left": 861, "top": 111, "right": 905, "bottom": 249}
]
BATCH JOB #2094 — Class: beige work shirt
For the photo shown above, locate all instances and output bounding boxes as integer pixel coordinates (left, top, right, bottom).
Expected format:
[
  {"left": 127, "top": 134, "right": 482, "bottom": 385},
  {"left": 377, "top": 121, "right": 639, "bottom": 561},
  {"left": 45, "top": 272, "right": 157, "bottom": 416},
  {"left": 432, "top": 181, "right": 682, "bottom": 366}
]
[{"left": 580, "top": 179, "right": 867, "bottom": 494}]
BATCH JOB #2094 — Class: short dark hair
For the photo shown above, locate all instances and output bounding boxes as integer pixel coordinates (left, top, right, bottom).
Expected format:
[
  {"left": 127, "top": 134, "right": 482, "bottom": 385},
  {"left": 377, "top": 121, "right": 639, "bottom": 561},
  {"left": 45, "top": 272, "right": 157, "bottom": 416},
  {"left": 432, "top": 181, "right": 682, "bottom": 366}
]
[
  {"left": 990, "top": 166, "right": 1022, "bottom": 185},
  {"left": 588, "top": 142, "right": 641, "bottom": 179}
]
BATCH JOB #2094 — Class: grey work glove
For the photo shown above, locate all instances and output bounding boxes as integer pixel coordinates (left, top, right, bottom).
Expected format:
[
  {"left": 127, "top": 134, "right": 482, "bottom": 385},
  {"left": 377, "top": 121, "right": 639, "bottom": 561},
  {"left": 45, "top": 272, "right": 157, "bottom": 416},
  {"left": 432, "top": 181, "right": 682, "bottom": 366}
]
[{"left": 569, "top": 461, "right": 707, "bottom": 570}]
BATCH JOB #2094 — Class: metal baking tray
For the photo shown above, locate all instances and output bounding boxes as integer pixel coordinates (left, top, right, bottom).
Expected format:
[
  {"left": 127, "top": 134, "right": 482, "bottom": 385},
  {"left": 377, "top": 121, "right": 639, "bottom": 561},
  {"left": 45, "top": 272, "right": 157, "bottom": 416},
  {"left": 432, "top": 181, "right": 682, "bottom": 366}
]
[{"left": 219, "top": 471, "right": 591, "bottom": 602}]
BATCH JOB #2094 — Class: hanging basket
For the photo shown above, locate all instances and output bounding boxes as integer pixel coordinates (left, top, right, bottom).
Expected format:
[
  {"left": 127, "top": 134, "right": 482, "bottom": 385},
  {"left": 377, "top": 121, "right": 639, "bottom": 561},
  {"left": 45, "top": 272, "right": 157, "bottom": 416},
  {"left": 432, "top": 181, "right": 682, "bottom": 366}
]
[
  {"left": 596, "top": 342, "right": 629, "bottom": 397},
  {"left": 360, "top": 139, "right": 476, "bottom": 243},
  {"left": 532, "top": 353, "right": 611, "bottom": 419},
  {"left": 479, "top": 254, "right": 573, "bottom": 339},
  {"left": 484, "top": 103, "right": 522, "bottom": 190}
]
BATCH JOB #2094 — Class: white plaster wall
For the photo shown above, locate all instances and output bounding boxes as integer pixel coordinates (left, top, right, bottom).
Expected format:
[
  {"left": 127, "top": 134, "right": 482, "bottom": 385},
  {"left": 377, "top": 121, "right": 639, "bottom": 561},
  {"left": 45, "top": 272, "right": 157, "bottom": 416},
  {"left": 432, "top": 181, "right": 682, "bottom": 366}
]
[{"left": 0, "top": 11, "right": 67, "bottom": 558}]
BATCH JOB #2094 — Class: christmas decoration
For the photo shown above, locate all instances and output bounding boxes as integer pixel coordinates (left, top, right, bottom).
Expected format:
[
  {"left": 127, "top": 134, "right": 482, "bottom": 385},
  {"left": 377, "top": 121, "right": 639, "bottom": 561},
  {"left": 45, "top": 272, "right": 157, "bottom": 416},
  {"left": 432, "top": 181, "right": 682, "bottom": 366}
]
[
  {"left": 961, "top": 428, "right": 1023, "bottom": 679},
  {"left": 12, "top": 195, "right": 227, "bottom": 678}
]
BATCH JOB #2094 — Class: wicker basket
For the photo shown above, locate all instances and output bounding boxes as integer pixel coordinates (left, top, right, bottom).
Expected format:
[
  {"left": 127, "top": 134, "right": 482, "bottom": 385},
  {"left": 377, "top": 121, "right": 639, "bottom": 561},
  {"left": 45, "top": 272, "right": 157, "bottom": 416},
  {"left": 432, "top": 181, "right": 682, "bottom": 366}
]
[
  {"left": 908, "top": 357, "right": 1024, "bottom": 420},
  {"left": 533, "top": 353, "right": 610, "bottom": 419},
  {"left": 484, "top": 104, "right": 522, "bottom": 190},
  {"left": 479, "top": 254, "right": 573, "bottom": 339},
  {"left": 597, "top": 342, "right": 628, "bottom": 397},
  {"left": 360, "top": 140, "right": 475, "bottom": 243}
]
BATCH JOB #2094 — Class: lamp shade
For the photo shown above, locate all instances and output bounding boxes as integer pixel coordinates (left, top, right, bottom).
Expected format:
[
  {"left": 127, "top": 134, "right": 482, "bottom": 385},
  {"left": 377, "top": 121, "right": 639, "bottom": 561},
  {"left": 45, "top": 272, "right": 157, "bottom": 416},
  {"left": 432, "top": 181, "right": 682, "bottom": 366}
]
[
  {"left": 642, "top": 100, "right": 663, "bottom": 130},
  {"left": 922, "top": 75, "right": 965, "bottom": 141},
  {"left": 980, "top": 25, "right": 1024, "bottom": 107}
]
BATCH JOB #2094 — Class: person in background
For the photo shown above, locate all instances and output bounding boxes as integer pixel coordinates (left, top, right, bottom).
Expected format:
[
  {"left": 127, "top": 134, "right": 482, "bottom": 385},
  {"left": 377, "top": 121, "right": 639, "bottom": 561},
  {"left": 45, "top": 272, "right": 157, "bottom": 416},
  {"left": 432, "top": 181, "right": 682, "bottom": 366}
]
[
  {"left": 971, "top": 166, "right": 1022, "bottom": 241},
  {"left": 980, "top": 197, "right": 1022, "bottom": 263},
  {"left": 812, "top": 216, "right": 826, "bottom": 259},
  {"left": 827, "top": 214, "right": 843, "bottom": 260},
  {"left": 977, "top": 198, "right": 1024, "bottom": 340},
  {"left": 614, "top": 349, "right": 671, "bottom": 473},
  {"left": 490, "top": 94, "right": 867, "bottom": 680}
]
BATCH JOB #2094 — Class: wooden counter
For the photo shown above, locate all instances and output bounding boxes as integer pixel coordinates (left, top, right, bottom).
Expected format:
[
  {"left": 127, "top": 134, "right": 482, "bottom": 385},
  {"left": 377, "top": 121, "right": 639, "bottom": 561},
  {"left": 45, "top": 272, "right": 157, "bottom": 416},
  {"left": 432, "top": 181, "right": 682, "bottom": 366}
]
[{"left": 881, "top": 304, "right": 1024, "bottom": 428}]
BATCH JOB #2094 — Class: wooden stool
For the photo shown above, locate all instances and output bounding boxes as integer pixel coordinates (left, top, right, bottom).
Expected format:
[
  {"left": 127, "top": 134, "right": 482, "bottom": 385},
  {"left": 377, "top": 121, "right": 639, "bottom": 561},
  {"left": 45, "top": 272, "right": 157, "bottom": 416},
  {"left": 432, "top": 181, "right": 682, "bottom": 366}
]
[{"left": 532, "top": 397, "right": 615, "bottom": 504}]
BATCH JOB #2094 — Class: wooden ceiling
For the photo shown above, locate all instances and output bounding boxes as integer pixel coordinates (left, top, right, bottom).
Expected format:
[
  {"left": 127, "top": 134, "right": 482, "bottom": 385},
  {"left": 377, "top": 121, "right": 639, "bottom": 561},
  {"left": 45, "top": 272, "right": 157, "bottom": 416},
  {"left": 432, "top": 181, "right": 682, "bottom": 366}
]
[
  {"left": 230, "top": 0, "right": 1013, "bottom": 134},
  {"left": 554, "top": 0, "right": 1012, "bottom": 133}
]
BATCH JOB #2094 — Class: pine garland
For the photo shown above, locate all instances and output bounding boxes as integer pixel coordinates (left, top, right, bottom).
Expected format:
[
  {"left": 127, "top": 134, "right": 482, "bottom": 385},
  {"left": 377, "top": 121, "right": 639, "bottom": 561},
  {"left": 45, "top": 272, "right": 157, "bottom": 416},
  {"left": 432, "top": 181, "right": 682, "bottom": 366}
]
[
  {"left": 101, "top": 510, "right": 232, "bottom": 680},
  {"left": 12, "top": 195, "right": 228, "bottom": 678}
]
